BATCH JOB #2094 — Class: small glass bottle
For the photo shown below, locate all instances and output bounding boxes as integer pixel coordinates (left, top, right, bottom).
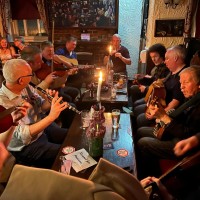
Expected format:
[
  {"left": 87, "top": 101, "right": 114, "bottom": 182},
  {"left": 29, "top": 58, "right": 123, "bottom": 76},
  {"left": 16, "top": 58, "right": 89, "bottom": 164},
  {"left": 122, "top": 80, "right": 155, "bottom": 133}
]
[
  {"left": 89, "top": 83, "right": 95, "bottom": 99},
  {"left": 111, "top": 84, "right": 117, "bottom": 99}
]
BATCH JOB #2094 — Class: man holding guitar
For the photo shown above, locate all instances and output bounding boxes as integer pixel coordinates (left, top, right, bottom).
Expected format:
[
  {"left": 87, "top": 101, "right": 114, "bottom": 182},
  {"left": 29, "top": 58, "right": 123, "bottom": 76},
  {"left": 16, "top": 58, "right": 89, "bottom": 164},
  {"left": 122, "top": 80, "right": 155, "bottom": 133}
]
[
  {"left": 136, "top": 66, "right": 200, "bottom": 180},
  {"left": 136, "top": 45, "right": 186, "bottom": 128},
  {"left": 41, "top": 41, "right": 79, "bottom": 103},
  {"left": 55, "top": 36, "right": 92, "bottom": 89}
]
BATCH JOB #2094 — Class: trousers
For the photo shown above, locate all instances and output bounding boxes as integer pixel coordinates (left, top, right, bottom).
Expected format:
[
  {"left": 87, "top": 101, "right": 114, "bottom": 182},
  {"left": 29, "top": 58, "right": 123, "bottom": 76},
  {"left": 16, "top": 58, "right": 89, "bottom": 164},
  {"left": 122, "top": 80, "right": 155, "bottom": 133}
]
[{"left": 10, "top": 123, "right": 67, "bottom": 169}]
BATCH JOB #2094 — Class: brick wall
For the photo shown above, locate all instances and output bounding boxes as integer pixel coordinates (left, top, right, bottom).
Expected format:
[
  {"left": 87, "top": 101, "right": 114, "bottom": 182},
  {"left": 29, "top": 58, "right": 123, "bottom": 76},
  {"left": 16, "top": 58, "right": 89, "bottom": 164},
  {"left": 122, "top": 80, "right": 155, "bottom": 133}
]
[{"left": 52, "top": 28, "right": 117, "bottom": 66}]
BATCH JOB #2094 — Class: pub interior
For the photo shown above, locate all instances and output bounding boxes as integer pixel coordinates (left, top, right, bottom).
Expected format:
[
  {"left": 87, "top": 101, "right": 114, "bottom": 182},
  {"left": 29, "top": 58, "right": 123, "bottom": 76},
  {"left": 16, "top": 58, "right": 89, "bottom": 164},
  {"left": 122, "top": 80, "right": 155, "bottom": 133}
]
[{"left": 1, "top": 0, "right": 200, "bottom": 199}]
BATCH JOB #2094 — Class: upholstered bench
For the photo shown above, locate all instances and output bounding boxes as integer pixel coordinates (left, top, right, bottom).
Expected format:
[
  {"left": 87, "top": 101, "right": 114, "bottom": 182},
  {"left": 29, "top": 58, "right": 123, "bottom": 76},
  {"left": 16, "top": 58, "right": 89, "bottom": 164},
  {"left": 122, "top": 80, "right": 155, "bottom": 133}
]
[{"left": 0, "top": 154, "right": 16, "bottom": 195}]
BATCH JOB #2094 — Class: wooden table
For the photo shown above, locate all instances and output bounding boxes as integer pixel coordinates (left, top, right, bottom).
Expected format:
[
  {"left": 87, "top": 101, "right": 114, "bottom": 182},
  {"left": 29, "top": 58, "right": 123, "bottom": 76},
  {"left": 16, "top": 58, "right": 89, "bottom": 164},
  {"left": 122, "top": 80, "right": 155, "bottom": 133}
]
[
  {"left": 78, "top": 84, "right": 128, "bottom": 112},
  {"left": 52, "top": 113, "right": 136, "bottom": 179}
]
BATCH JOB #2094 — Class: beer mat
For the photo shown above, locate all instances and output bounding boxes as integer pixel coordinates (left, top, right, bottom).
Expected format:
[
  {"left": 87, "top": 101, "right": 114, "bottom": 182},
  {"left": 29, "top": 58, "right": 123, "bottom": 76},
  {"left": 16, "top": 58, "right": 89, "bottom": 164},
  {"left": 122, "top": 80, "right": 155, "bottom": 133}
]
[
  {"left": 62, "top": 146, "right": 75, "bottom": 155},
  {"left": 64, "top": 148, "right": 97, "bottom": 173},
  {"left": 116, "top": 149, "right": 129, "bottom": 157},
  {"left": 103, "top": 142, "right": 114, "bottom": 150}
]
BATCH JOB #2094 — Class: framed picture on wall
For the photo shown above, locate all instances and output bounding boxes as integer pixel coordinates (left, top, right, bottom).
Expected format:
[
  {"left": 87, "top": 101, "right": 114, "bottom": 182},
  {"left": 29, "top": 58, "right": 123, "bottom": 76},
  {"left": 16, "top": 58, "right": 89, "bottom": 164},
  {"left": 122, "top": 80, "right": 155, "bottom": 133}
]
[
  {"left": 154, "top": 19, "right": 185, "bottom": 37},
  {"left": 47, "top": 0, "right": 118, "bottom": 29}
]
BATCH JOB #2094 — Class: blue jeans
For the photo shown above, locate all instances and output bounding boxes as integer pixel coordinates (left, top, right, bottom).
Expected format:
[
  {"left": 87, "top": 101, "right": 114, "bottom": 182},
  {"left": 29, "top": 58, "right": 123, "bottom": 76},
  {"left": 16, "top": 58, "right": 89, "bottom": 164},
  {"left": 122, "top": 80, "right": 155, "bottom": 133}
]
[
  {"left": 135, "top": 127, "right": 179, "bottom": 179},
  {"left": 10, "top": 123, "right": 67, "bottom": 168}
]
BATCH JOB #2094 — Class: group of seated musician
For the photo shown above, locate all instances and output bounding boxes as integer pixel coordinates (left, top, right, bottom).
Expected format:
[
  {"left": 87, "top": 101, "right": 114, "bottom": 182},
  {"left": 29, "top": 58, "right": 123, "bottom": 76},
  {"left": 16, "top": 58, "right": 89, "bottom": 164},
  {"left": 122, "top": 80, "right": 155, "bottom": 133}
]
[
  {"left": 1, "top": 32, "right": 200, "bottom": 199},
  {"left": 126, "top": 41, "right": 200, "bottom": 198}
]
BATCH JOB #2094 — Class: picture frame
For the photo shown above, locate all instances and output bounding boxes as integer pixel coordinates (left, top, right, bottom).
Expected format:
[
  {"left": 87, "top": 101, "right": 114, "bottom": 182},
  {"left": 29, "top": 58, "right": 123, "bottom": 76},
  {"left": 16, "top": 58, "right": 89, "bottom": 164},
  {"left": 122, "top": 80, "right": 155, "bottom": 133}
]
[
  {"left": 47, "top": 0, "right": 118, "bottom": 29},
  {"left": 154, "top": 19, "right": 185, "bottom": 37}
]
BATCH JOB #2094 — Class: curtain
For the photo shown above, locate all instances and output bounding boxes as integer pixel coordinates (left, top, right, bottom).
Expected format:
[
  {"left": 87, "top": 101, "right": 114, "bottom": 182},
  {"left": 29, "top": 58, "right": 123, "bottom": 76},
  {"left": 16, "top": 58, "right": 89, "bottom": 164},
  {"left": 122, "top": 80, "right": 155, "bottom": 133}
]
[
  {"left": 35, "top": 0, "right": 49, "bottom": 34},
  {"left": 184, "top": 0, "right": 199, "bottom": 38},
  {"left": 0, "top": 0, "right": 10, "bottom": 37},
  {"left": 195, "top": 1, "right": 200, "bottom": 37},
  {"left": 10, "top": 0, "right": 40, "bottom": 20}
]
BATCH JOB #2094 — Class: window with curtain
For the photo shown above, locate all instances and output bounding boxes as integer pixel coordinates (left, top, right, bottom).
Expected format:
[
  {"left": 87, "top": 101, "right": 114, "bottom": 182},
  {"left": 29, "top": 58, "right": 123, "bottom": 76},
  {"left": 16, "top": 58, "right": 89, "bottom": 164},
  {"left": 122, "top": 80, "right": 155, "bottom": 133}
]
[{"left": 10, "top": 0, "right": 47, "bottom": 37}]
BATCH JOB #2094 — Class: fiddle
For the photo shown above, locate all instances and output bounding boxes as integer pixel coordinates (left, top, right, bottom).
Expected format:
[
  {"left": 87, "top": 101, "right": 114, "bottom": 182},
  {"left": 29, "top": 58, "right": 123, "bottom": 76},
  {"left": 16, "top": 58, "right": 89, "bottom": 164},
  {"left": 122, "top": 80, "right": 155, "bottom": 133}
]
[
  {"left": 35, "top": 62, "right": 68, "bottom": 80},
  {"left": 0, "top": 105, "right": 15, "bottom": 133}
]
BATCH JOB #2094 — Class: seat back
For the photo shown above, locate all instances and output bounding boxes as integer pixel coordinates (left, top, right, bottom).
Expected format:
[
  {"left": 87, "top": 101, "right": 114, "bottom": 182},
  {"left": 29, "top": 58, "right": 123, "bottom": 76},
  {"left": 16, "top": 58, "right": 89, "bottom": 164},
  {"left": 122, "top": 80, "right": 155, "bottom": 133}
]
[
  {"left": 76, "top": 52, "right": 94, "bottom": 65},
  {"left": 89, "top": 158, "right": 148, "bottom": 200}
]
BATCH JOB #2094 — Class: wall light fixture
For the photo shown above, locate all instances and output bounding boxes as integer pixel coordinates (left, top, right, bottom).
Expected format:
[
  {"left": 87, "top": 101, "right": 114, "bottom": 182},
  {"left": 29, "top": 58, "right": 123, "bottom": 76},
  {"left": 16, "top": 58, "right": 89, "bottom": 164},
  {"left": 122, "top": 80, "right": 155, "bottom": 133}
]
[{"left": 164, "top": 0, "right": 181, "bottom": 9}]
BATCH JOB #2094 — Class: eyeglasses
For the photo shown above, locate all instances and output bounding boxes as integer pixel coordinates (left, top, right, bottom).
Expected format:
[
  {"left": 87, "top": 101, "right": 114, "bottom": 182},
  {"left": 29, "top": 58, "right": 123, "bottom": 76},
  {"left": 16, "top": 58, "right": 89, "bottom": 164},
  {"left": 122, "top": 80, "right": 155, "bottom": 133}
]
[
  {"left": 17, "top": 74, "right": 34, "bottom": 82},
  {"left": 19, "top": 74, "right": 34, "bottom": 79}
]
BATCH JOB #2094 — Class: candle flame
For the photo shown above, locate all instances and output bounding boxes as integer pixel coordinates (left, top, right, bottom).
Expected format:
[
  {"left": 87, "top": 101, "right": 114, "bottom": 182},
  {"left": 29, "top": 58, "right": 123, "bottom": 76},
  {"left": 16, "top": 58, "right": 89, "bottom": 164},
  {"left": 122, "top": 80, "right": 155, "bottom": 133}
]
[
  {"left": 99, "top": 71, "right": 102, "bottom": 81},
  {"left": 109, "top": 45, "right": 112, "bottom": 55}
]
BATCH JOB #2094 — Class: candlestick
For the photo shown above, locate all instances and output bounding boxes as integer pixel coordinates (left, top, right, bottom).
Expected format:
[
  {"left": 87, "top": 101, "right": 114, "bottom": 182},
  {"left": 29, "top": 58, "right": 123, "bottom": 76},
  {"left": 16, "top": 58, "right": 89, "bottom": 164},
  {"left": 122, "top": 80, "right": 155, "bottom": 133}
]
[{"left": 97, "top": 71, "right": 102, "bottom": 102}]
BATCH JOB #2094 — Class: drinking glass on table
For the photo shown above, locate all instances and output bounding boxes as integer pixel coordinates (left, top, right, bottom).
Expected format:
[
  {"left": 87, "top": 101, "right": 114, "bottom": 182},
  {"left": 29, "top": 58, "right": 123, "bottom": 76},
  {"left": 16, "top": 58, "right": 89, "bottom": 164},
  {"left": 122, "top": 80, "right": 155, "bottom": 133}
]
[
  {"left": 81, "top": 110, "right": 90, "bottom": 130},
  {"left": 111, "top": 109, "right": 120, "bottom": 128}
]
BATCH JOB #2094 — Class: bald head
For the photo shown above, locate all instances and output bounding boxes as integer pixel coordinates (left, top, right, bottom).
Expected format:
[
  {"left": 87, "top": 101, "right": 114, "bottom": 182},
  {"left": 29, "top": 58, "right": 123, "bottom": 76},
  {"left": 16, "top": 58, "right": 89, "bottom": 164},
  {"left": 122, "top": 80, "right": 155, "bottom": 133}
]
[
  {"left": 112, "top": 34, "right": 121, "bottom": 40},
  {"left": 3, "top": 59, "right": 31, "bottom": 83}
]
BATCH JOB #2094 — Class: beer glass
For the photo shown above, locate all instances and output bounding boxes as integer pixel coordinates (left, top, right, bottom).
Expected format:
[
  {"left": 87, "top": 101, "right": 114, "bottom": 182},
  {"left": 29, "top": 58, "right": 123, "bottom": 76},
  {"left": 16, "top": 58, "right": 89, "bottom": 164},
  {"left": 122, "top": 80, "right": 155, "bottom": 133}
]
[
  {"left": 111, "top": 109, "right": 120, "bottom": 128},
  {"left": 81, "top": 110, "right": 90, "bottom": 129}
]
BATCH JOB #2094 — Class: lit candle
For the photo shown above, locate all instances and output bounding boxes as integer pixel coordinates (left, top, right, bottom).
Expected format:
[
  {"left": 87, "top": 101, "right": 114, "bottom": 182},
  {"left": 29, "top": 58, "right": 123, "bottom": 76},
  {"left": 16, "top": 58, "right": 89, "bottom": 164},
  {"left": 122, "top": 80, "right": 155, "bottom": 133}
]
[
  {"left": 109, "top": 45, "right": 112, "bottom": 55},
  {"left": 96, "top": 71, "right": 102, "bottom": 102}
]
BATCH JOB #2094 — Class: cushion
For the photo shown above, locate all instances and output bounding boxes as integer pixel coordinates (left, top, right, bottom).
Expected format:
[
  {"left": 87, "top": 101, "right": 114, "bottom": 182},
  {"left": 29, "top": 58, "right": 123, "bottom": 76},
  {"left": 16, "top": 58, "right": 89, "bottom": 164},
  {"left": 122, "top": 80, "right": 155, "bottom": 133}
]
[
  {"left": 89, "top": 158, "right": 148, "bottom": 200},
  {"left": 0, "top": 165, "right": 125, "bottom": 200}
]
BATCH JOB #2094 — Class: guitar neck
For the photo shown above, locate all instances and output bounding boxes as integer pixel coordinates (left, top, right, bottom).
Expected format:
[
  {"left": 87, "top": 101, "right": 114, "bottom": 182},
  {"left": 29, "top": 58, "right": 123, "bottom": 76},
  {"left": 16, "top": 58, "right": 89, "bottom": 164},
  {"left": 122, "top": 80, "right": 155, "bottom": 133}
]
[
  {"left": 57, "top": 55, "right": 94, "bottom": 69},
  {"left": 160, "top": 151, "right": 200, "bottom": 182},
  {"left": 76, "top": 64, "right": 94, "bottom": 69}
]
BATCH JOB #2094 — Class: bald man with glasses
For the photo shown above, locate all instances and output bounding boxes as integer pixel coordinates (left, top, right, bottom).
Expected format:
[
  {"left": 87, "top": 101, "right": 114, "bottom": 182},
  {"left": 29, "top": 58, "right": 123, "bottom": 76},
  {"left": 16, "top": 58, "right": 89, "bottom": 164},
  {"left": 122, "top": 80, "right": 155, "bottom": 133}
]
[{"left": 0, "top": 59, "right": 68, "bottom": 169}]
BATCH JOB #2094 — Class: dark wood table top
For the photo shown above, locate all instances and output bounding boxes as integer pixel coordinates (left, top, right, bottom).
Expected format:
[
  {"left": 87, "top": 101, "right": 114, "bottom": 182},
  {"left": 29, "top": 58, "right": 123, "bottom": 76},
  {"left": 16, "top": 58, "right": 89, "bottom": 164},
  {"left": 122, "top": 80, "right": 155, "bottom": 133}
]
[
  {"left": 78, "top": 84, "right": 128, "bottom": 112},
  {"left": 52, "top": 113, "right": 135, "bottom": 179},
  {"left": 81, "top": 83, "right": 128, "bottom": 103}
]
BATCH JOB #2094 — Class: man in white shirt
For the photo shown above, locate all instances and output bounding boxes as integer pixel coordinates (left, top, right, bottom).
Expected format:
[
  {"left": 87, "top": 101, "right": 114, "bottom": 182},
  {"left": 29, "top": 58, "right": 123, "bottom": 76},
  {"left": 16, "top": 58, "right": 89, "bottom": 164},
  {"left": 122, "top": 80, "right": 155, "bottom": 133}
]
[{"left": 0, "top": 59, "right": 68, "bottom": 168}]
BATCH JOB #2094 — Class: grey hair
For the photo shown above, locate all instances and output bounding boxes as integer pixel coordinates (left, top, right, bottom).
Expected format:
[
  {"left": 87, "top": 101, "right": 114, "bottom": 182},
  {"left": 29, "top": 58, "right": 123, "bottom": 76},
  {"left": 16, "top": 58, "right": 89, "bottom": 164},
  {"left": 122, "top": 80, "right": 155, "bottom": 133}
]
[
  {"left": 3, "top": 59, "right": 29, "bottom": 83},
  {"left": 180, "top": 65, "right": 200, "bottom": 84},
  {"left": 14, "top": 36, "right": 25, "bottom": 43},
  {"left": 21, "top": 45, "right": 41, "bottom": 63},
  {"left": 167, "top": 45, "right": 186, "bottom": 62}
]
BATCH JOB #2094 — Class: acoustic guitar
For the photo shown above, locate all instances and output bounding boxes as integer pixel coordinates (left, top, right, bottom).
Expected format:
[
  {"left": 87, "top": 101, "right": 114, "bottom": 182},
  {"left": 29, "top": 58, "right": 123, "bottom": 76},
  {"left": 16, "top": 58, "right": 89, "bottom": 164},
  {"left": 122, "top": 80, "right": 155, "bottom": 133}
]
[
  {"left": 152, "top": 92, "right": 200, "bottom": 140},
  {"left": 57, "top": 55, "right": 95, "bottom": 70},
  {"left": 145, "top": 96, "right": 174, "bottom": 139},
  {"left": 145, "top": 80, "right": 166, "bottom": 121}
]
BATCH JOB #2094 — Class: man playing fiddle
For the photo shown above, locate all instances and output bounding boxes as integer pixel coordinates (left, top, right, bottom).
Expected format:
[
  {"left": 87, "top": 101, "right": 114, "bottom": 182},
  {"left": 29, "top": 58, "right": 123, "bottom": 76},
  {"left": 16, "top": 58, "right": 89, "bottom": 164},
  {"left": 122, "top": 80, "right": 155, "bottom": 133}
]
[
  {"left": 20, "top": 45, "right": 76, "bottom": 128},
  {"left": 41, "top": 41, "right": 79, "bottom": 103}
]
